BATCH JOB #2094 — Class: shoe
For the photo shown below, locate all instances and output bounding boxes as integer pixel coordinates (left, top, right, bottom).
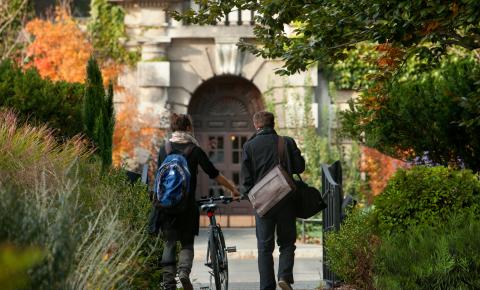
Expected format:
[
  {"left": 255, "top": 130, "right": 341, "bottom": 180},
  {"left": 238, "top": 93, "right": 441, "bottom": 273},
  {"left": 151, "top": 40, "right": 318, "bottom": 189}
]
[
  {"left": 278, "top": 280, "right": 293, "bottom": 290},
  {"left": 178, "top": 271, "right": 193, "bottom": 290}
]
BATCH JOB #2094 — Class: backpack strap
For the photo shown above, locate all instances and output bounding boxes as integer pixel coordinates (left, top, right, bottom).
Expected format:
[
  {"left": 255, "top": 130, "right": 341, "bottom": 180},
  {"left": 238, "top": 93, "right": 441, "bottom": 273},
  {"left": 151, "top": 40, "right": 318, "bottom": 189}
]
[{"left": 165, "top": 141, "right": 173, "bottom": 155}]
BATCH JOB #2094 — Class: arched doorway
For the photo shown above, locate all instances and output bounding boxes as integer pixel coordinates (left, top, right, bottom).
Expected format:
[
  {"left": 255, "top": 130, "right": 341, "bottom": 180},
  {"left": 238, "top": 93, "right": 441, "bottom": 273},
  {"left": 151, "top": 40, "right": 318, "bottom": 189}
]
[{"left": 189, "top": 75, "right": 264, "bottom": 221}]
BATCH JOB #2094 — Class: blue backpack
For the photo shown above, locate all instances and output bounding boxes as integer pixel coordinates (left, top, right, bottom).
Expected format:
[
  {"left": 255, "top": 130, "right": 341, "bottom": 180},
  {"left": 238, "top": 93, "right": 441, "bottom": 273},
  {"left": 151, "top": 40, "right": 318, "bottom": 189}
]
[{"left": 153, "top": 142, "right": 194, "bottom": 212}]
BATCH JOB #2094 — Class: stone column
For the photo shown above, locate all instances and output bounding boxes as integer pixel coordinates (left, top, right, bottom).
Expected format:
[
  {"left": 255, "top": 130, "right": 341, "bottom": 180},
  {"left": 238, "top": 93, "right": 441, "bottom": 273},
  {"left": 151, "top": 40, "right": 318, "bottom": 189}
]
[{"left": 132, "top": 37, "right": 172, "bottom": 166}]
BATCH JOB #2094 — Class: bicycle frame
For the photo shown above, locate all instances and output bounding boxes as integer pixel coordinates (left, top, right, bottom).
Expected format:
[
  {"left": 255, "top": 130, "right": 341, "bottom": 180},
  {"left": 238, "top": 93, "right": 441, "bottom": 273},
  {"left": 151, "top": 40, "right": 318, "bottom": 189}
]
[{"left": 198, "top": 196, "right": 236, "bottom": 290}]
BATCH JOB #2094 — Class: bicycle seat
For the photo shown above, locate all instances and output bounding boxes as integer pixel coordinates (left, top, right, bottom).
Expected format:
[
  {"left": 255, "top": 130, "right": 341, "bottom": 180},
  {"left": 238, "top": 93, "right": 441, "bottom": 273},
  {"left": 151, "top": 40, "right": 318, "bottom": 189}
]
[{"left": 200, "top": 203, "right": 217, "bottom": 212}]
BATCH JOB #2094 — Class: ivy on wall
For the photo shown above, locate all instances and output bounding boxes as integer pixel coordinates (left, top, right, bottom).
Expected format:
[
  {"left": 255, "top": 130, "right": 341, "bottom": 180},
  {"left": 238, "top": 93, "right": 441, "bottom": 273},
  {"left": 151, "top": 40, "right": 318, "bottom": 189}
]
[{"left": 88, "top": 0, "right": 139, "bottom": 65}]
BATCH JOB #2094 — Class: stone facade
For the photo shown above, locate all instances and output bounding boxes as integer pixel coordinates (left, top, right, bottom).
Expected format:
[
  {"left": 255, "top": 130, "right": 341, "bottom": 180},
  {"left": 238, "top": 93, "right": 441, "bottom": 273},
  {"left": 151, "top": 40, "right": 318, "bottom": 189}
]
[{"left": 112, "top": 1, "right": 330, "bottom": 224}]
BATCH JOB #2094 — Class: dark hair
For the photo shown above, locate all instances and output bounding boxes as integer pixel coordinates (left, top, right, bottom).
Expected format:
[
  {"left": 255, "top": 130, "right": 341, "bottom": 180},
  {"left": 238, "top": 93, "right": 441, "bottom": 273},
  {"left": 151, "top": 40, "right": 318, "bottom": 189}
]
[
  {"left": 253, "top": 111, "right": 275, "bottom": 129},
  {"left": 170, "top": 113, "right": 193, "bottom": 132}
]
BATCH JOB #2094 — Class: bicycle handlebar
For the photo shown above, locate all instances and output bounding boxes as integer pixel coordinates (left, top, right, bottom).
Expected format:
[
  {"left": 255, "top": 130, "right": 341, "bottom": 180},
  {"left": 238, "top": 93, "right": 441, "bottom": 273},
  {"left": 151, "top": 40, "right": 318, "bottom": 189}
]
[{"left": 197, "top": 195, "right": 239, "bottom": 205}]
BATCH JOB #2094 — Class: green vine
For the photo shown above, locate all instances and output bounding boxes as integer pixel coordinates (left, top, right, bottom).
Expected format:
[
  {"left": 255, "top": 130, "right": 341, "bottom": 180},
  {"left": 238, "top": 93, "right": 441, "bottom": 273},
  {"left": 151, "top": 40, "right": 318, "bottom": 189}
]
[
  {"left": 88, "top": 0, "right": 139, "bottom": 65},
  {"left": 323, "top": 42, "right": 379, "bottom": 91}
]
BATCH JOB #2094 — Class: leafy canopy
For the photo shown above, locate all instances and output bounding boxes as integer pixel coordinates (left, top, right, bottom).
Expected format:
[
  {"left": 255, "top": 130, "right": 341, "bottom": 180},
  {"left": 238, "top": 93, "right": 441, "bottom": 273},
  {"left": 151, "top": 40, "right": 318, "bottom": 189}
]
[
  {"left": 176, "top": 0, "right": 480, "bottom": 74},
  {"left": 341, "top": 52, "right": 480, "bottom": 170}
]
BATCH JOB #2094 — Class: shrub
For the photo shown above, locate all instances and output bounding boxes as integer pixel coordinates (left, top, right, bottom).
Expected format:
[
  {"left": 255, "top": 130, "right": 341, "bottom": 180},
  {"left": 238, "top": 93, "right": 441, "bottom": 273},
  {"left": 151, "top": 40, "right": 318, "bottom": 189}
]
[
  {"left": 0, "top": 244, "right": 44, "bottom": 290},
  {"left": 0, "top": 110, "right": 88, "bottom": 189},
  {"left": 0, "top": 60, "right": 85, "bottom": 138},
  {"left": 374, "top": 212, "right": 480, "bottom": 290},
  {"left": 0, "top": 111, "right": 158, "bottom": 288},
  {"left": 373, "top": 166, "right": 480, "bottom": 235},
  {"left": 76, "top": 162, "right": 163, "bottom": 288},
  {"left": 325, "top": 208, "right": 378, "bottom": 290},
  {"left": 78, "top": 160, "right": 151, "bottom": 231}
]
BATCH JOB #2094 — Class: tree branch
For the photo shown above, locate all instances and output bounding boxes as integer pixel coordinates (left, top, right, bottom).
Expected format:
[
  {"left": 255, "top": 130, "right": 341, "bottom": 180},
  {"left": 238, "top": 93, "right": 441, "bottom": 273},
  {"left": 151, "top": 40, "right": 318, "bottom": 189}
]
[{"left": 0, "top": 0, "right": 28, "bottom": 36}]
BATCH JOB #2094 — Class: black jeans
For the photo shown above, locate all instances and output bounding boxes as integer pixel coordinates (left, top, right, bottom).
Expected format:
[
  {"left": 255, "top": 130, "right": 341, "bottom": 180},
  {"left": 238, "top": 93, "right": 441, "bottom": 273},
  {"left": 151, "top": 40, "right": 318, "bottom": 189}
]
[
  {"left": 161, "top": 227, "right": 194, "bottom": 290},
  {"left": 255, "top": 201, "right": 297, "bottom": 290}
]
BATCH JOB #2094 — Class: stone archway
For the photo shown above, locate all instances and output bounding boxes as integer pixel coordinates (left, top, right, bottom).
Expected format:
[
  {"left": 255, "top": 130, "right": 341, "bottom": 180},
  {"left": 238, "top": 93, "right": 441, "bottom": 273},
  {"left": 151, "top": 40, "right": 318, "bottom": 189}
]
[{"left": 189, "top": 75, "right": 264, "bottom": 225}]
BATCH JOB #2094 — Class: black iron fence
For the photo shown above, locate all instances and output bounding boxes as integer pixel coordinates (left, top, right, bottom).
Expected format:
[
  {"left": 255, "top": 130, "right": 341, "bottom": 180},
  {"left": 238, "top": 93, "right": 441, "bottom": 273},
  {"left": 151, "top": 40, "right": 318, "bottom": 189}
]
[{"left": 322, "top": 161, "right": 343, "bottom": 287}]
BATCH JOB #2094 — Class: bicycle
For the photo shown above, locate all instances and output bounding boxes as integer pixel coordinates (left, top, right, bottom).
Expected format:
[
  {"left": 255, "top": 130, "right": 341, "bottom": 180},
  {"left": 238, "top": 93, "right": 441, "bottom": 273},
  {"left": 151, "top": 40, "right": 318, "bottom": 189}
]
[{"left": 197, "top": 196, "right": 238, "bottom": 290}]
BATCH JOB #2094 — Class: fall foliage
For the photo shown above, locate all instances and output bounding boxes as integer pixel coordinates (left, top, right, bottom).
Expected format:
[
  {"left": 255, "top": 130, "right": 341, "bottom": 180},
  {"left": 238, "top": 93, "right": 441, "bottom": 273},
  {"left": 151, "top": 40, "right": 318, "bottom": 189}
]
[
  {"left": 360, "top": 146, "right": 407, "bottom": 203},
  {"left": 113, "top": 90, "right": 165, "bottom": 177},
  {"left": 25, "top": 8, "right": 92, "bottom": 83},
  {"left": 25, "top": 7, "right": 119, "bottom": 84}
]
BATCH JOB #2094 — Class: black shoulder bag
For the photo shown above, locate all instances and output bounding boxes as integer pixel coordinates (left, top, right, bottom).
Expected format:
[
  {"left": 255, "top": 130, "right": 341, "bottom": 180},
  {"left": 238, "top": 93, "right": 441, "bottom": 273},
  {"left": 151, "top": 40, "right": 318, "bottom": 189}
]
[
  {"left": 279, "top": 137, "right": 327, "bottom": 218},
  {"left": 293, "top": 174, "right": 327, "bottom": 219}
]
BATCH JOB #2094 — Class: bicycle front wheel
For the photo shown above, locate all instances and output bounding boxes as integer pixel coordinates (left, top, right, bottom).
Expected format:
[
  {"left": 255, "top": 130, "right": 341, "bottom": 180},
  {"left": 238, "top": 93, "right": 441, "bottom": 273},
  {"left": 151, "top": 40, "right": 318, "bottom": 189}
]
[{"left": 209, "top": 227, "right": 228, "bottom": 290}]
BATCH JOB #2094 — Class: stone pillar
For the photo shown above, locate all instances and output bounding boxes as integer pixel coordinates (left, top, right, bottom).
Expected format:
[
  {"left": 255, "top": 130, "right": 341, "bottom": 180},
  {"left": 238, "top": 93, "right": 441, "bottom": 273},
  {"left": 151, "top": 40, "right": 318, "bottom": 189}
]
[
  {"left": 130, "top": 37, "right": 171, "bottom": 166},
  {"left": 140, "top": 37, "right": 170, "bottom": 61}
]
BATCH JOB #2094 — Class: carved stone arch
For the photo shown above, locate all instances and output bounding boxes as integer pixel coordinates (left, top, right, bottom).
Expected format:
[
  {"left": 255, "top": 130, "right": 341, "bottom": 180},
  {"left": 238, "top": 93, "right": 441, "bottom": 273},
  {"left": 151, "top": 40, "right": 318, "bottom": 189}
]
[{"left": 188, "top": 75, "right": 264, "bottom": 131}]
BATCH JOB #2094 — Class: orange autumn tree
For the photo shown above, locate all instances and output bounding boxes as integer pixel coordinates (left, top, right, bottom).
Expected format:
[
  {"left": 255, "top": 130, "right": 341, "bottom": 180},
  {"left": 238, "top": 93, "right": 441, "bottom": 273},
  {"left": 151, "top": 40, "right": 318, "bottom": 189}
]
[
  {"left": 360, "top": 146, "right": 407, "bottom": 203},
  {"left": 25, "top": 7, "right": 119, "bottom": 84},
  {"left": 113, "top": 92, "right": 166, "bottom": 176},
  {"left": 25, "top": 8, "right": 92, "bottom": 83}
]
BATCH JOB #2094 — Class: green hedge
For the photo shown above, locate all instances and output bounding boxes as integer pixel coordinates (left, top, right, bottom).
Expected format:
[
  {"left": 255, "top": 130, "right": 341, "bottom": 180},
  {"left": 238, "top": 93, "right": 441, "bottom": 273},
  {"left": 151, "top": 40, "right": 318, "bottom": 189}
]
[
  {"left": 324, "top": 166, "right": 480, "bottom": 289},
  {"left": 0, "top": 60, "right": 84, "bottom": 138},
  {"left": 0, "top": 111, "right": 159, "bottom": 289},
  {"left": 375, "top": 212, "right": 480, "bottom": 290},
  {"left": 373, "top": 166, "right": 480, "bottom": 235}
]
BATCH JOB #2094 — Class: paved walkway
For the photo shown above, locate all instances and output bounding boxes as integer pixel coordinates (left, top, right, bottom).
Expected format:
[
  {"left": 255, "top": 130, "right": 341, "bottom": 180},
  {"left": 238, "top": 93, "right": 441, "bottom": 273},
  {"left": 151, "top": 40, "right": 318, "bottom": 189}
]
[{"left": 190, "top": 228, "right": 324, "bottom": 290}]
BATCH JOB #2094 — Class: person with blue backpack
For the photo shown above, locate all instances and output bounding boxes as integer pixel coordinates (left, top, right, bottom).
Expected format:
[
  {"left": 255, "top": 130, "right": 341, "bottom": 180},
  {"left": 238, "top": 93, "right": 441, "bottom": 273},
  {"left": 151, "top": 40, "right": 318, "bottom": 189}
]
[{"left": 154, "top": 113, "right": 240, "bottom": 290}]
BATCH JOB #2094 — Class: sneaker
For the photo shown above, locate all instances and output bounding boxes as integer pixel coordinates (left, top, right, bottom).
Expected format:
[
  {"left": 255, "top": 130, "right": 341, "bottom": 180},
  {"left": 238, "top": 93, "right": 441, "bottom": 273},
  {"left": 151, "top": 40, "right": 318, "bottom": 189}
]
[
  {"left": 178, "top": 271, "right": 193, "bottom": 290},
  {"left": 278, "top": 280, "right": 293, "bottom": 290}
]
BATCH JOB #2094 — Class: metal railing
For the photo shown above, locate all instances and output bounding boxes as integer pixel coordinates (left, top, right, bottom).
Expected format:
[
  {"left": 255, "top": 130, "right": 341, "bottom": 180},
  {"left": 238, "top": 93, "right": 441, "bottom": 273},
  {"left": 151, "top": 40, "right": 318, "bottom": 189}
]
[
  {"left": 188, "top": 2, "right": 255, "bottom": 26},
  {"left": 322, "top": 161, "right": 342, "bottom": 287}
]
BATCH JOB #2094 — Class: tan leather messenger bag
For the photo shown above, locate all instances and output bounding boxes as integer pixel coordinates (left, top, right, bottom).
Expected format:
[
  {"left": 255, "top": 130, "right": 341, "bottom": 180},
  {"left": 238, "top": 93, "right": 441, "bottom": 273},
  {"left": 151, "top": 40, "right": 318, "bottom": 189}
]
[{"left": 248, "top": 136, "right": 296, "bottom": 217}]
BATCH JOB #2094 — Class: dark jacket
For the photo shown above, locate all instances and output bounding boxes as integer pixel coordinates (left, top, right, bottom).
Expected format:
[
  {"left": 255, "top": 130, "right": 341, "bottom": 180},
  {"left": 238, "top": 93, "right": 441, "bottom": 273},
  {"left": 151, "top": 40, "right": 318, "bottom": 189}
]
[
  {"left": 240, "top": 127, "right": 305, "bottom": 198},
  {"left": 157, "top": 142, "right": 219, "bottom": 236}
]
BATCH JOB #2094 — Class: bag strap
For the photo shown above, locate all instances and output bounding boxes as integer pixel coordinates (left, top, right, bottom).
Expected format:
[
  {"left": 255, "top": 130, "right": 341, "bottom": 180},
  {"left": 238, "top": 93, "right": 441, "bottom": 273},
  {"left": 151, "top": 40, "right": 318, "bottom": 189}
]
[
  {"left": 278, "top": 137, "right": 303, "bottom": 181},
  {"left": 250, "top": 135, "right": 286, "bottom": 173},
  {"left": 165, "top": 141, "right": 173, "bottom": 155},
  {"left": 277, "top": 136, "right": 286, "bottom": 166}
]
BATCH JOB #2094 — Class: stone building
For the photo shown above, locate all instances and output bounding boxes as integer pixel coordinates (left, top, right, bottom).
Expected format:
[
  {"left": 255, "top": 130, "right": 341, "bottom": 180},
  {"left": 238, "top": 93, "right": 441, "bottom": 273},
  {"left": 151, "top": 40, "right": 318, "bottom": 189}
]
[{"left": 111, "top": 0, "right": 332, "bottom": 226}]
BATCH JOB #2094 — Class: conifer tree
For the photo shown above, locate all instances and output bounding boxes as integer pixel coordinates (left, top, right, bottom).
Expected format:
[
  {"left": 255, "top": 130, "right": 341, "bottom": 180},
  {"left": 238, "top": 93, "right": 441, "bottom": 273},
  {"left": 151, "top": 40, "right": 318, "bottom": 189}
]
[
  {"left": 84, "top": 56, "right": 114, "bottom": 168},
  {"left": 102, "top": 81, "right": 115, "bottom": 167},
  {"left": 84, "top": 56, "right": 103, "bottom": 139}
]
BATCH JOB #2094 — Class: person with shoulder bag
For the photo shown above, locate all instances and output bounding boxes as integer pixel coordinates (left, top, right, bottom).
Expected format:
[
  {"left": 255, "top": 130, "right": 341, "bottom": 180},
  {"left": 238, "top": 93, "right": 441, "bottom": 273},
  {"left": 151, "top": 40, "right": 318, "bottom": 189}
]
[
  {"left": 240, "top": 111, "right": 305, "bottom": 290},
  {"left": 152, "top": 113, "right": 240, "bottom": 290}
]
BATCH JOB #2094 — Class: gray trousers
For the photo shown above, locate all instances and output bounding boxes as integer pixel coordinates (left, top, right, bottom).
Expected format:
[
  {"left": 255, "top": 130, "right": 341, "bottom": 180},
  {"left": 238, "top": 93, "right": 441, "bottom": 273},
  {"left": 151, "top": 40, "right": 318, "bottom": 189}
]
[
  {"left": 161, "top": 228, "right": 194, "bottom": 290},
  {"left": 255, "top": 202, "right": 297, "bottom": 290}
]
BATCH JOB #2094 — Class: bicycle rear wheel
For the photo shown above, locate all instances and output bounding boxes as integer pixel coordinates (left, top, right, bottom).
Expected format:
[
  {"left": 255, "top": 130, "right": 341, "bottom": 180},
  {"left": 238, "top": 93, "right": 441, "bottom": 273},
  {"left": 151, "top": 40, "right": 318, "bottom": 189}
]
[{"left": 209, "top": 227, "right": 228, "bottom": 290}]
